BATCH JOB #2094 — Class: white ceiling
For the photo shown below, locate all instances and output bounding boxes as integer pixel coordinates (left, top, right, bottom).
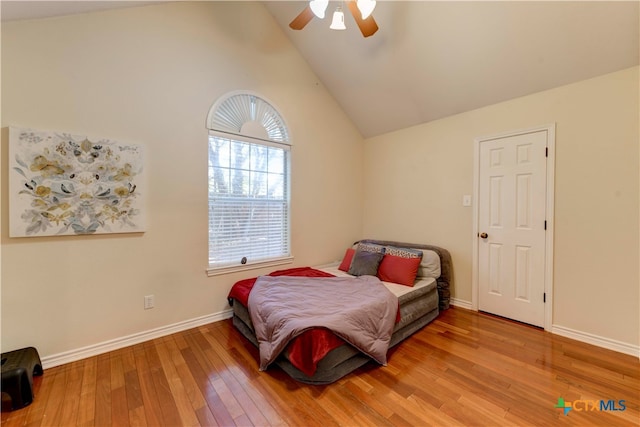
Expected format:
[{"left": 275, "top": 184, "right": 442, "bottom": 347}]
[
  {"left": 0, "top": 1, "right": 159, "bottom": 21},
  {"left": 2, "top": 1, "right": 639, "bottom": 138},
  {"left": 265, "top": 1, "right": 639, "bottom": 137}
]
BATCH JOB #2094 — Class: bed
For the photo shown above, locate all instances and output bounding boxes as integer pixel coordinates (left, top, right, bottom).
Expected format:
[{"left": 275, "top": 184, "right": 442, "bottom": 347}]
[{"left": 227, "top": 239, "right": 452, "bottom": 384}]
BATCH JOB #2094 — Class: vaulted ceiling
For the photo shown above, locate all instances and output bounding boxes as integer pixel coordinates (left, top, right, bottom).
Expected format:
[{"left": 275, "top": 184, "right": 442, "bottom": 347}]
[
  {"left": 264, "top": 1, "right": 639, "bottom": 137},
  {"left": 2, "top": 1, "right": 639, "bottom": 138}
]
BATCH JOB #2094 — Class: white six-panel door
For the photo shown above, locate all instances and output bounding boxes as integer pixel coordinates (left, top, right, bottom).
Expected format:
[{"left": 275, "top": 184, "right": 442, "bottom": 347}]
[{"left": 477, "top": 129, "right": 548, "bottom": 327}]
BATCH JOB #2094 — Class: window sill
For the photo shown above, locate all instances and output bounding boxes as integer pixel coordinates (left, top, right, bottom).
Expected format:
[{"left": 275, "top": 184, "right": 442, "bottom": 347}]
[{"left": 206, "top": 256, "right": 294, "bottom": 277}]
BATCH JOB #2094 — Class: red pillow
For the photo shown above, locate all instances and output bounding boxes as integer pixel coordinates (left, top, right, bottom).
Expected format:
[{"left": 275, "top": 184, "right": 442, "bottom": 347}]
[
  {"left": 377, "top": 254, "right": 421, "bottom": 286},
  {"left": 338, "top": 248, "right": 356, "bottom": 272}
]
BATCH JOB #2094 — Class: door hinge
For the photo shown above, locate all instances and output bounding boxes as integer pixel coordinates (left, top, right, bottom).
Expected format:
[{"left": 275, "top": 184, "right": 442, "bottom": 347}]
[
  {"left": 544, "top": 220, "right": 547, "bottom": 230},
  {"left": 544, "top": 293, "right": 546, "bottom": 303},
  {"left": 545, "top": 147, "right": 548, "bottom": 157}
]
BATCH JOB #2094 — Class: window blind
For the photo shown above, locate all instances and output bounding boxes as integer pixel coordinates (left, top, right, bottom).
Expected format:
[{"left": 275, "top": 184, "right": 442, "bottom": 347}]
[{"left": 208, "top": 135, "right": 290, "bottom": 268}]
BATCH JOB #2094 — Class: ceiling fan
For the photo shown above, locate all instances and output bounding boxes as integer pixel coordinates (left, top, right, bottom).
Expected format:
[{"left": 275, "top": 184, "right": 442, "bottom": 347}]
[{"left": 289, "top": 0, "right": 379, "bottom": 38}]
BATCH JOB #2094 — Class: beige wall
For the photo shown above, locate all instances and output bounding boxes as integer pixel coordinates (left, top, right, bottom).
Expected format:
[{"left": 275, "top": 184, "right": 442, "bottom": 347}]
[
  {"left": 2, "top": 2, "right": 637, "bottom": 361},
  {"left": 363, "top": 66, "right": 639, "bottom": 347},
  {"left": 0, "top": 2, "right": 364, "bottom": 357}
]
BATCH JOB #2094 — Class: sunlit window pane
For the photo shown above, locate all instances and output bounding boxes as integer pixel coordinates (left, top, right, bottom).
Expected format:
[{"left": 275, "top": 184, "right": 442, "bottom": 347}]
[{"left": 208, "top": 135, "right": 290, "bottom": 267}]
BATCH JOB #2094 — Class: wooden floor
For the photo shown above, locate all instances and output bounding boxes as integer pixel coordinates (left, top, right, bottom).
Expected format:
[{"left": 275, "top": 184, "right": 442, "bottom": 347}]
[{"left": 2, "top": 307, "right": 639, "bottom": 426}]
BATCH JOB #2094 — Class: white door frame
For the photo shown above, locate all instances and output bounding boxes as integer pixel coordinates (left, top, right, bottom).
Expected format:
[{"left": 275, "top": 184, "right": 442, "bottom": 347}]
[{"left": 472, "top": 124, "right": 555, "bottom": 331}]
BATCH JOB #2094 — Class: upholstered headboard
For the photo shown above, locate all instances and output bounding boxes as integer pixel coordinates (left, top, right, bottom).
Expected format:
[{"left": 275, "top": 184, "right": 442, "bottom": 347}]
[{"left": 355, "top": 239, "right": 452, "bottom": 310}]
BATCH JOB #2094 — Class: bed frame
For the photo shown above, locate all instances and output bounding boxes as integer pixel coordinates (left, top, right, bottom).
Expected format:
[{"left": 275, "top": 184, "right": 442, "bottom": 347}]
[{"left": 230, "top": 239, "right": 452, "bottom": 384}]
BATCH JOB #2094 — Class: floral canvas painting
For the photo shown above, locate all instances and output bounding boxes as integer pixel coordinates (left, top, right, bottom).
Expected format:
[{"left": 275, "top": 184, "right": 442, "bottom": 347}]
[{"left": 9, "top": 127, "right": 145, "bottom": 237}]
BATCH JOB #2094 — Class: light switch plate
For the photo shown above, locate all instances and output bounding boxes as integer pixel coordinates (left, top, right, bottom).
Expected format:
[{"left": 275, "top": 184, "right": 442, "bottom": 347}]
[{"left": 462, "top": 195, "right": 472, "bottom": 207}]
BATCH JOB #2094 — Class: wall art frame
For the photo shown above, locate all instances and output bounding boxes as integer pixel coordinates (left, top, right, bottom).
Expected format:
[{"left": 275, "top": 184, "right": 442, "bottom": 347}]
[{"left": 9, "top": 126, "right": 146, "bottom": 237}]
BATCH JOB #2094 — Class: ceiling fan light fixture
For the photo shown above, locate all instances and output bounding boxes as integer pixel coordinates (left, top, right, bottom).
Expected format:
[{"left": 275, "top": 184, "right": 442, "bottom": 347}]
[
  {"left": 356, "top": 0, "right": 376, "bottom": 19},
  {"left": 329, "top": 6, "right": 346, "bottom": 30},
  {"left": 309, "top": 0, "right": 329, "bottom": 19}
]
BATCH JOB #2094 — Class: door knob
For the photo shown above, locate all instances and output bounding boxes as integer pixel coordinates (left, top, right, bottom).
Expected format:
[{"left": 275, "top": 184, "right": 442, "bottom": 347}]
[{"left": 480, "top": 232, "right": 488, "bottom": 239}]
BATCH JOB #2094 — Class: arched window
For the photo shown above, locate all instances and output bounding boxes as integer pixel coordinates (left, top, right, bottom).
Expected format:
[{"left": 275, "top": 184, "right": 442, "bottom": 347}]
[{"left": 206, "top": 92, "right": 292, "bottom": 274}]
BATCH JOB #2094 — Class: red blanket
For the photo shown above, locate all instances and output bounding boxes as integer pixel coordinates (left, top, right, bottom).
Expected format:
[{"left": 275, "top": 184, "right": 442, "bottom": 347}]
[{"left": 228, "top": 267, "right": 345, "bottom": 376}]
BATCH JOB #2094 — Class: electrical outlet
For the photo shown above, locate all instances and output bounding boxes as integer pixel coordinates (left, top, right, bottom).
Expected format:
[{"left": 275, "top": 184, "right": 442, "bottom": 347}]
[{"left": 144, "top": 295, "right": 154, "bottom": 310}]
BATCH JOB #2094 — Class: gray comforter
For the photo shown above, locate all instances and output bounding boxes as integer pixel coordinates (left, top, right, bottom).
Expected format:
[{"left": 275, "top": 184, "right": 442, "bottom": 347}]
[{"left": 248, "top": 275, "right": 398, "bottom": 371}]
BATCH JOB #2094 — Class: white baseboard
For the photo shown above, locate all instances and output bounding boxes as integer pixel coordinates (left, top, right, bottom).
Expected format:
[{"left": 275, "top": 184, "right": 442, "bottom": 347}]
[
  {"left": 551, "top": 324, "right": 640, "bottom": 359},
  {"left": 40, "top": 307, "right": 640, "bottom": 369},
  {"left": 446, "top": 301, "right": 639, "bottom": 359},
  {"left": 450, "top": 298, "right": 473, "bottom": 310},
  {"left": 41, "top": 309, "right": 234, "bottom": 369}
]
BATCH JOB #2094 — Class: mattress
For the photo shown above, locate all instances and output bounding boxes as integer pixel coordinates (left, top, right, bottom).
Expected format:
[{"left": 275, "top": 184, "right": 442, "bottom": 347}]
[
  {"left": 318, "top": 264, "right": 436, "bottom": 298},
  {"left": 230, "top": 239, "right": 452, "bottom": 384},
  {"left": 230, "top": 267, "right": 439, "bottom": 384}
]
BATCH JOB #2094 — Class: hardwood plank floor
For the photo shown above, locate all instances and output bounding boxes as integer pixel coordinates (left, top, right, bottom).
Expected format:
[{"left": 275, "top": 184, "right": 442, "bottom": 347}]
[{"left": 2, "top": 307, "right": 638, "bottom": 426}]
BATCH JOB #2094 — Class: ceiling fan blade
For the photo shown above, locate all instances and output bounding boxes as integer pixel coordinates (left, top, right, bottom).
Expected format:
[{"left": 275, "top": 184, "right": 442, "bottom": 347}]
[
  {"left": 289, "top": 5, "right": 315, "bottom": 30},
  {"left": 346, "top": 0, "right": 379, "bottom": 37}
]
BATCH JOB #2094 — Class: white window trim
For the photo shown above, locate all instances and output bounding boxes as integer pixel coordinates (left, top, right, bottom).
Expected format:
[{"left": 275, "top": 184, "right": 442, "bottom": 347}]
[
  {"left": 206, "top": 92, "right": 292, "bottom": 275},
  {"left": 206, "top": 255, "right": 294, "bottom": 277},
  {"left": 208, "top": 129, "right": 291, "bottom": 150},
  {"left": 206, "top": 132, "right": 291, "bottom": 270}
]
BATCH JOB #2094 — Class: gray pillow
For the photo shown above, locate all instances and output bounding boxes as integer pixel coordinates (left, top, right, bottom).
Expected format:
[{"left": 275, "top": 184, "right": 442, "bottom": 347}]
[{"left": 348, "top": 249, "right": 384, "bottom": 276}]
